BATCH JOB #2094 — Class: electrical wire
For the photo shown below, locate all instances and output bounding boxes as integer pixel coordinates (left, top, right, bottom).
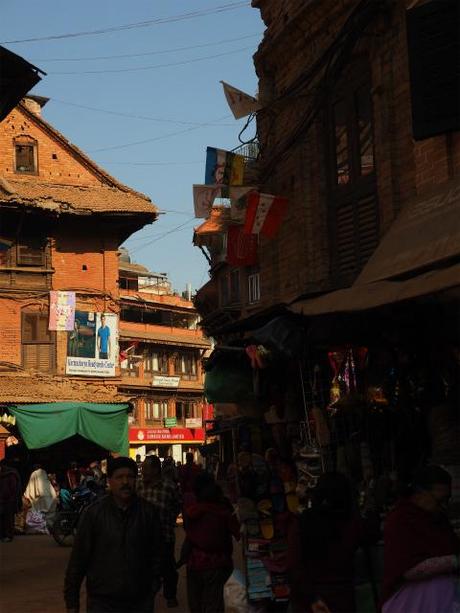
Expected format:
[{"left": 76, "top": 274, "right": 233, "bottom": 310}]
[
  {"left": 88, "top": 114, "right": 230, "bottom": 153},
  {"left": 130, "top": 219, "right": 197, "bottom": 254},
  {"left": 102, "top": 160, "right": 202, "bottom": 166},
  {"left": 52, "top": 98, "right": 234, "bottom": 127},
  {"left": 32, "top": 33, "right": 260, "bottom": 62},
  {"left": 1, "top": 2, "right": 250, "bottom": 44},
  {"left": 50, "top": 46, "right": 254, "bottom": 75}
]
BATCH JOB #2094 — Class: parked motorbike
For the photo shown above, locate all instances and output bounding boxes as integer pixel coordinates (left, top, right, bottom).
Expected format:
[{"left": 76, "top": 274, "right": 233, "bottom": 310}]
[{"left": 51, "top": 484, "right": 98, "bottom": 546}]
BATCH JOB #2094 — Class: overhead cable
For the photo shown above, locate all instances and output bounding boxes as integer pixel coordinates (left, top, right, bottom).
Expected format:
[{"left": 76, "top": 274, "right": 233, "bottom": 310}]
[
  {"left": 32, "top": 33, "right": 260, "bottom": 62},
  {"left": 0, "top": 2, "right": 250, "bottom": 44}
]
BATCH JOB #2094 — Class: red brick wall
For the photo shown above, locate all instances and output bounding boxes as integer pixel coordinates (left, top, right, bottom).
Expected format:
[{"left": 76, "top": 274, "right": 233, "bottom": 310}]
[
  {"left": 249, "top": 0, "right": 460, "bottom": 308},
  {"left": 0, "top": 105, "right": 104, "bottom": 186}
]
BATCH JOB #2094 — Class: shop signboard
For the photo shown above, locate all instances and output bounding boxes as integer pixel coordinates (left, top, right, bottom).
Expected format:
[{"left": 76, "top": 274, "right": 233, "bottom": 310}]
[
  {"left": 164, "top": 417, "right": 177, "bottom": 428},
  {"left": 185, "top": 417, "right": 203, "bottom": 429},
  {"left": 152, "top": 375, "right": 181, "bottom": 388},
  {"left": 66, "top": 311, "right": 118, "bottom": 377},
  {"left": 129, "top": 427, "right": 205, "bottom": 444},
  {"left": 49, "top": 291, "right": 76, "bottom": 331}
]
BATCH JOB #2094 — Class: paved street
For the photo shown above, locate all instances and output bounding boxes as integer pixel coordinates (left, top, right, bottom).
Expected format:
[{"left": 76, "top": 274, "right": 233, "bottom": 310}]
[{"left": 0, "top": 531, "right": 189, "bottom": 613}]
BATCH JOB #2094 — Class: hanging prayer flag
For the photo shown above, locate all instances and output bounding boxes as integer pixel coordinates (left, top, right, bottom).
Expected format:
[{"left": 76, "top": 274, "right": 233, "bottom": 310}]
[
  {"left": 243, "top": 192, "right": 288, "bottom": 238},
  {"left": 221, "top": 81, "right": 261, "bottom": 120},
  {"left": 227, "top": 224, "right": 258, "bottom": 266},
  {"left": 49, "top": 291, "right": 76, "bottom": 331},
  {"left": 193, "top": 185, "right": 256, "bottom": 218},
  {"left": 193, "top": 185, "right": 221, "bottom": 218},
  {"left": 205, "top": 147, "right": 245, "bottom": 186}
]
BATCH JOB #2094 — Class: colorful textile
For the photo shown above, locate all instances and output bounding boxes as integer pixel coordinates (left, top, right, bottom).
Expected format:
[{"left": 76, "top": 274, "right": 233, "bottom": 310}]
[
  {"left": 382, "top": 575, "right": 460, "bottom": 613},
  {"left": 49, "top": 291, "right": 76, "bottom": 331},
  {"left": 205, "top": 147, "right": 244, "bottom": 186},
  {"left": 243, "top": 192, "right": 288, "bottom": 238},
  {"left": 227, "top": 224, "right": 258, "bottom": 266}
]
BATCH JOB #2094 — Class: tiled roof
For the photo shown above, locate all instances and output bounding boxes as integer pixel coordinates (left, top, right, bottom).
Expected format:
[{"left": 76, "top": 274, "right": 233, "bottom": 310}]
[
  {"left": 194, "top": 206, "right": 230, "bottom": 236},
  {"left": 0, "top": 177, "right": 157, "bottom": 216},
  {"left": 0, "top": 372, "right": 130, "bottom": 403},
  {"left": 120, "top": 328, "right": 211, "bottom": 348}
]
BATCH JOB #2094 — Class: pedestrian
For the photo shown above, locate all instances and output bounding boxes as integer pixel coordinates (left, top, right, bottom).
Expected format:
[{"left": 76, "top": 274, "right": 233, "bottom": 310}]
[
  {"left": 138, "top": 455, "right": 181, "bottom": 608},
  {"left": 287, "top": 472, "right": 379, "bottom": 613},
  {"left": 179, "top": 452, "right": 202, "bottom": 511},
  {"left": 162, "top": 456, "right": 178, "bottom": 484},
  {"left": 64, "top": 456, "right": 162, "bottom": 613},
  {"left": 382, "top": 465, "right": 460, "bottom": 612},
  {"left": 66, "top": 461, "right": 81, "bottom": 490},
  {"left": 0, "top": 459, "right": 21, "bottom": 542},
  {"left": 184, "top": 472, "right": 240, "bottom": 613},
  {"left": 24, "top": 464, "right": 58, "bottom": 516}
]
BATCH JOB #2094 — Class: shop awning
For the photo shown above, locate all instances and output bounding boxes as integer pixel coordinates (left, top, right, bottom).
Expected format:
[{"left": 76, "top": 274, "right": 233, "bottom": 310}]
[
  {"left": 120, "top": 329, "right": 211, "bottom": 349},
  {"left": 357, "top": 177, "right": 460, "bottom": 284},
  {"left": 9, "top": 403, "right": 129, "bottom": 455},
  {"left": 290, "top": 262, "right": 460, "bottom": 316}
]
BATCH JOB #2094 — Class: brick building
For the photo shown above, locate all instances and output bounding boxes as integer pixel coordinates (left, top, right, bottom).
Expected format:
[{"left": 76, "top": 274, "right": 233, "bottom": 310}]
[
  {"left": 117, "top": 250, "right": 211, "bottom": 462},
  {"left": 193, "top": 0, "right": 460, "bottom": 486},
  {"left": 195, "top": 0, "right": 460, "bottom": 334},
  {"left": 0, "top": 96, "right": 157, "bottom": 464}
]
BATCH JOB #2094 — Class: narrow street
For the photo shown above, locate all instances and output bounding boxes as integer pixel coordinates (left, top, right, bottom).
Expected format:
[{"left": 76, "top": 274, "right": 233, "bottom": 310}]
[{"left": 0, "top": 531, "right": 189, "bottom": 613}]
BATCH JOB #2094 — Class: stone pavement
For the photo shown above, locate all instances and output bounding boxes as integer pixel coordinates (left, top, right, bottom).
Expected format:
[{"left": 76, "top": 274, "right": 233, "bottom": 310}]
[{"left": 0, "top": 530, "right": 189, "bottom": 613}]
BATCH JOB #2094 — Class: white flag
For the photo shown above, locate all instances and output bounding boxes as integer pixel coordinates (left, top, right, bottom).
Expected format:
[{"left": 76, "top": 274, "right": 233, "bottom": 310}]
[
  {"left": 221, "top": 81, "right": 261, "bottom": 120},
  {"left": 193, "top": 185, "right": 220, "bottom": 218}
]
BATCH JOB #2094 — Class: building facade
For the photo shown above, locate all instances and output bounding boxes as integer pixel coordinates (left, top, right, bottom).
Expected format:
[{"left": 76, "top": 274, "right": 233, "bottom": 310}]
[
  {"left": 195, "top": 0, "right": 460, "bottom": 336},
  {"left": 117, "top": 252, "right": 212, "bottom": 462},
  {"left": 0, "top": 96, "right": 157, "bottom": 463}
]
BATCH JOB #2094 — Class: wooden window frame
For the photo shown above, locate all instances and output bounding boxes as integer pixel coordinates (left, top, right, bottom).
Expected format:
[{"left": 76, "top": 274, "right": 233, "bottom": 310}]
[
  {"left": 21, "top": 311, "right": 56, "bottom": 373},
  {"left": 326, "top": 61, "right": 379, "bottom": 284},
  {"left": 174, "top": 351, "right": 198, "bottom": 380},
  {"left": 144, "top": 399, "right": 168, "bottom": 424},
  {"left": 248, "top": 271, "right": 261, "bottom": 304},
  {"left": 14, "top": 138, "right": 38, "bottom": 175},
  {"left": 144, "top": 348, "right": 169, "bottom": 375}
]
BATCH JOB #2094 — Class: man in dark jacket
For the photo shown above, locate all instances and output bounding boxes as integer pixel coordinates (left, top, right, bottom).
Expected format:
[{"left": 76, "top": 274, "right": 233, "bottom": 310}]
[{"left": 64, "top": 456, "right": 162, "bottom": 613}]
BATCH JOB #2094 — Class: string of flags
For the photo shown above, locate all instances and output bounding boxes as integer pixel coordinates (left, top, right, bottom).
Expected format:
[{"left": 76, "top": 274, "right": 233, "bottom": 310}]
[
  {"left": 192, "top": 83, "right": 287, "bottom": 268},
  {"left": 193, "top": 145, "right": 288, "bottom": 265}
]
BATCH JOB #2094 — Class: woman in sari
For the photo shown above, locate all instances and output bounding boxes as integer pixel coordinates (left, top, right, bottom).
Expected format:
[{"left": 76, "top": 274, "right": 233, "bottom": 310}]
[{"left": 382, "top": 465, "right": 460, "bottom": 612}]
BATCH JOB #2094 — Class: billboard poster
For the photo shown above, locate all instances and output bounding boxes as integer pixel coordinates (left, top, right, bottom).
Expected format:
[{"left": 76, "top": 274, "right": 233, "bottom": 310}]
[
  {"left": 49, "top": 291, "right": 76, "bottom": 331},
  {"left": 66, "top": 311, "right": 118, "bottom": 377}
]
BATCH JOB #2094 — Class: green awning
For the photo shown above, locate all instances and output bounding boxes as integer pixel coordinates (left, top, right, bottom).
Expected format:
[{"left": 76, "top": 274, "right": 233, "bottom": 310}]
[{"left": 9, "top": 403, "right": 129, "bottom": 455}]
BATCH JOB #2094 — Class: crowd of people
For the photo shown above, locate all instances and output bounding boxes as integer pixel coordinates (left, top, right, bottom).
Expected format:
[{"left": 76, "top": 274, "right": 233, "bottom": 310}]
[{"left": 2, "top": 452, "right": 460, "bottom": 612}]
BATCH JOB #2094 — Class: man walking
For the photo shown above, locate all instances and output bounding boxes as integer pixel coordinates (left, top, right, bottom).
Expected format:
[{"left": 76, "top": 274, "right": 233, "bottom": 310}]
[
  {"left": 138, "top": 456, "right": 181, "bottom": 609},
  {"left": 64, "top": 457, "right": 162, "bottom": 613}
]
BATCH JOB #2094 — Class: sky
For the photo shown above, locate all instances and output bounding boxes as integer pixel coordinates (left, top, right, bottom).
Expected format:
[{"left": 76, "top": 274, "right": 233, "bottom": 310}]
[{"left": 0, "top": 1, "right": 264, "bottom": 294}]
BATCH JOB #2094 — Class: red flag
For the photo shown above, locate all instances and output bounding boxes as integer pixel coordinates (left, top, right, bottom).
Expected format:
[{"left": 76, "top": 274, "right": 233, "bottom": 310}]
[
  {"left": 243, "top": 192, "right": 288, "bottom": 238},
  {"left": 226, "top": 224, "right": 258, "bottom": 266}
]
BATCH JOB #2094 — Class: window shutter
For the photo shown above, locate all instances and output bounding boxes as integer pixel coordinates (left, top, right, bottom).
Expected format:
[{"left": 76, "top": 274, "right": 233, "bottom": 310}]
[
  {"left": 406, "top": 0, "right": 460, "bottom": 140},
  {"left": 23, "top": 344, "right": 54, "bottom": 372},
  {"left": 356, "top": 194, "right": 379, "bottom": 267},
  {"left": 17, "top": 243, "right": 46, "bottom": 267},
  {"left": 335, "top": 202, "right": 356, "bottom": 277}
]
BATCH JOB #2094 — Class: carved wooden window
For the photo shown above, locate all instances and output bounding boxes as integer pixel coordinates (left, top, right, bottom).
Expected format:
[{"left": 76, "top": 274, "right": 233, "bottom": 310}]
[
  {"left": 21, "top": 311, "right": 55, "bottom": 372},
  {"left": 14, "top": 137, "right": 38, "bottom": 174},
  {"left": 327, "top": 62, "right": 379, "bottom": 283}
]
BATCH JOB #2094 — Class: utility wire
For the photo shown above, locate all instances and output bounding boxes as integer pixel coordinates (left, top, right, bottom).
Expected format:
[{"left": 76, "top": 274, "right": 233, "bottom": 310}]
[
  {"left": 88, "top": 115, "right": 229, "bottom": 153},
  {"left": 50, "top": 46, "right": 254, "bottom": 75},
  {"left": 130, "top": 219, "right": 197, "bottom": 254},
  {"left": 102, "top": 160, "right": 202, "bottom": 166},
  {"left": 32, "top": 33, "right": 260, "bottom": 62},
  {"left": 1, "top": 2, "right": 249, "bottom": 44},
  {"left": 52, "top": 98, "right": 234, "bottom": 127}
]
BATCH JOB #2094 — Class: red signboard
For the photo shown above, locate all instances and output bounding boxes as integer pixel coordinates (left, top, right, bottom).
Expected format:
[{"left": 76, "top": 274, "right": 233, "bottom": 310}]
[{"left": 129, "top": 427, "right": 205, "bottom": 444}]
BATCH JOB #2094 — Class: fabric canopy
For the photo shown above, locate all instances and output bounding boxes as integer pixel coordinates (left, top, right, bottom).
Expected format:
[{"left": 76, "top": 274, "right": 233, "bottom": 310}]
[
  {"left": 10, "top": 403, "right": 129, "bottom": 455},
  {"left": 290, "top": 262, "right": 460, "bottom": 316}
]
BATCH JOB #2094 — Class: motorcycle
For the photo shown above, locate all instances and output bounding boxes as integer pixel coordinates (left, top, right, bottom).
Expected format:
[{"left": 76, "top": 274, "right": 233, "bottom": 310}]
[{"left": 51, "top": 484, "right": 98, "bottom": 546}]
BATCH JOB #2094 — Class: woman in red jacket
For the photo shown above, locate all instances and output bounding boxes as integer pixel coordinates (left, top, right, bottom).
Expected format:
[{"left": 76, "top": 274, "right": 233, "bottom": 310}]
[{"left": 184, "top": 472, "right": 240, "bottom": 613}]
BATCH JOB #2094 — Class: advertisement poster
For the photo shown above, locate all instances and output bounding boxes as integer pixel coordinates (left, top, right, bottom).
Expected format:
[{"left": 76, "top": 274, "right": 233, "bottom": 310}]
[
  {"left": 66, "top": 311, "right": 118, "bottom": 377},
  {"left": 49, "top": 291, "right": 76, "bottom": 331}
]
